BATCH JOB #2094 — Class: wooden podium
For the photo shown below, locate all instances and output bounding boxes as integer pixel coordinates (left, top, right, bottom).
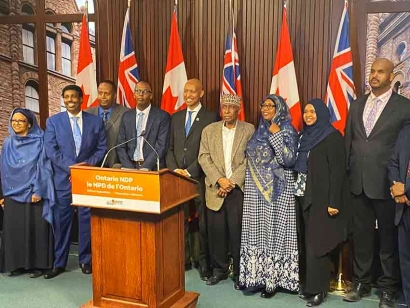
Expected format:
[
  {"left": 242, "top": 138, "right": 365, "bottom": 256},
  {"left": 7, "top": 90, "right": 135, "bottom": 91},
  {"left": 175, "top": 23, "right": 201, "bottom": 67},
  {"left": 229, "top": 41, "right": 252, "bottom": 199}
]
[{"left": 70, "top": 165, "right": 200, "bottom": 308}]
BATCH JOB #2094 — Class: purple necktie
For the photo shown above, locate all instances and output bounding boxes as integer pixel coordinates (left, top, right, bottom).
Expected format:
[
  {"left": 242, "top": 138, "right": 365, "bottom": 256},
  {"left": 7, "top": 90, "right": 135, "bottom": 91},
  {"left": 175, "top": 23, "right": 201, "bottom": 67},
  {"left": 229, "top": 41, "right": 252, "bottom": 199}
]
[{"left": 364, "top": 98, "right": 380, "bottom": 137}]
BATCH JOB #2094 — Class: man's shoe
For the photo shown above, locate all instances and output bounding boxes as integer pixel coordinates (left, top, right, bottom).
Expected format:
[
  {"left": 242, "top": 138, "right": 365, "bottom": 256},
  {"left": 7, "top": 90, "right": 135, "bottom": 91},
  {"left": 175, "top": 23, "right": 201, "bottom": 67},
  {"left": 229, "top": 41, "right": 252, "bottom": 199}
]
[
  {"left": 80, "top": 263, "right": 92, "bottom": 274},
  {"left": 379, "top": 292, "right": 395, "bottom": 308},
  {"left": 198, "top": 266, "right": 212, "bottom": 281},
  {"left": 8, "top": 268, "right": 24, "bottom": 277},
  {"left": 261, "top": 288, "right": 276, "bottom": 298},
  {"left": 206, "top": 273, "right": 228, "bottom": 286},
  {"left": 185, "top": 263, "right": 192, "bottom": 271},
  {"left": 44, "top": 267, "right": 65, "bottom": 279},
  {"left": 29, "top": 270, "right": 43, "bottom": 278},
  {"left": 234, "top": 276, "right": 244, "bottom": 290},
  {"left": 343, "top": 283, "right": 371, "bottom": 302},
  {"left": 307, "top": 292, "right": 327, "bottom": 307},
  {"left": 300, "top": 293, "right": 313, "bottom": 301}
]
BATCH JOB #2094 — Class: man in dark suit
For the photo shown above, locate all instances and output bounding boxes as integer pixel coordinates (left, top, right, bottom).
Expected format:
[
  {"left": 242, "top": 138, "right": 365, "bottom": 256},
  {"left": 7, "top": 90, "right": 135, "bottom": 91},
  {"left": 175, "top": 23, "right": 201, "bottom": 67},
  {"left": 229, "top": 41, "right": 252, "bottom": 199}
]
[
  {"left": 44, "top": 85, "right": 107, "bottom": 279},
  {"left": 86, "top": 80, "right": 128, "bottom": 167},
  {"left": 344, "top": 58, "right": 410, "bottom": 308},
  {"left": 116, "top": 81, "right": 170, "bottom": 170},
  {"left": 166, "top": 78, "right": 218, "bottom": 280},
  {"left": 388, "top": 125, "right": 410, "bottom": 308}
]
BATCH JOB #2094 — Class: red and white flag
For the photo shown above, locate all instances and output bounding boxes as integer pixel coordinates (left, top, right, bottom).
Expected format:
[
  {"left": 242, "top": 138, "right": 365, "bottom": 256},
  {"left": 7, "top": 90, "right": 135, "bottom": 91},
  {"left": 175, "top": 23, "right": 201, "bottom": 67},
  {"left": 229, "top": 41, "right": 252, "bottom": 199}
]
[
  {"left": 161, "top": 8, "right": 187, "bottom": 115},
  {"left": 270, "top": 7, "right": 302, "bottom": 132},
  {"left": 76, "top": 15, "right": 98, "bottom": 109}
]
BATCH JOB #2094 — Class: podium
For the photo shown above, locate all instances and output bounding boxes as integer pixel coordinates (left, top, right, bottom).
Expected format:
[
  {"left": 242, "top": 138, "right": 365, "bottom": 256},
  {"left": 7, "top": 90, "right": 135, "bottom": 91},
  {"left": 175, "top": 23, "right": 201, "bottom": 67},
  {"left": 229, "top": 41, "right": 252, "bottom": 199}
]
[{"left": 70, "top": 165, "right": 200, "bottom": 308}]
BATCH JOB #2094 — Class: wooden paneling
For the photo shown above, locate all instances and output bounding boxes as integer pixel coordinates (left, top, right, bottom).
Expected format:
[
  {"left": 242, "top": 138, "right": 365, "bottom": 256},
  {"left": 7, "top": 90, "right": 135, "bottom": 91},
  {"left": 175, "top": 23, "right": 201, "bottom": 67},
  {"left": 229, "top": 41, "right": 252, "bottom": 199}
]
[{"left": 96, "top": 0, "right": 363, "bottom": 125}]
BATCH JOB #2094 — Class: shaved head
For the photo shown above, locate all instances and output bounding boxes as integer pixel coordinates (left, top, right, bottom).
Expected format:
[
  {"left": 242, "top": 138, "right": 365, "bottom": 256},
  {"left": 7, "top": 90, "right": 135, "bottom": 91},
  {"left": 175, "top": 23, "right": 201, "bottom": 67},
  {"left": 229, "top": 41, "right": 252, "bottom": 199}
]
[
  {"left": 186, "top": 78, "right": 203, "bottom": 91},
  {"left": 184, "top": 78, "right": 205, "bottom": 109},
  {"left": 373, "top": 58, "right": 394, "bottom": 74},
  {"left": 369, "top": 58, "right": 395, "bottom": 95}
]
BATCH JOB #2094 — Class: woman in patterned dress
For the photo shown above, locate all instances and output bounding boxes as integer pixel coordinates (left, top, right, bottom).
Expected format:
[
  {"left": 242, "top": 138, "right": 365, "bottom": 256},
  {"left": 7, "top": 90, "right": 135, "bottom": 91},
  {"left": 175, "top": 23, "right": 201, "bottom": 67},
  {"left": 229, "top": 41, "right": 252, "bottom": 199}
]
[
  {"left": 239, "top": 94, "right": 299, "bottom": 298},
  {"left": 294, "top": 99, "right": 348, "bottom": 307}
]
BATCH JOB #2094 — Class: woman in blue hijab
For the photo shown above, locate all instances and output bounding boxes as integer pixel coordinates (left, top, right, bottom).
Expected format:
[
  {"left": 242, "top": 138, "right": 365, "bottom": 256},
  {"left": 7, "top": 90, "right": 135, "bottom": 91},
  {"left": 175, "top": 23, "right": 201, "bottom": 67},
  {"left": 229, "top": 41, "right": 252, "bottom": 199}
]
[
  {"left": 239, "top": 94, "right": 299, "bottom": 297},
  {"left": 294, "top": 99, "right": 348, "bottom": 307},
  {"left": 1, "top": 108, "right": 55, "bottom": 277}
]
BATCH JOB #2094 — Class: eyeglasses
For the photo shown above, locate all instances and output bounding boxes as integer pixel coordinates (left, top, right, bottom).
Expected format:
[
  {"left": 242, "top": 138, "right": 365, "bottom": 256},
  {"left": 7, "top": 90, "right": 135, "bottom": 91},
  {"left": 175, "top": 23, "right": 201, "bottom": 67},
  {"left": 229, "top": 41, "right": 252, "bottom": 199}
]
[
  {"left": 134, "top": 89, "right": 152, "bottom": 95},
  {"left": 11, "top": 119, "right": 28, "bottom": 124},
  {"left": 260, "top": 104, "right": 276, "bottom": 110}
]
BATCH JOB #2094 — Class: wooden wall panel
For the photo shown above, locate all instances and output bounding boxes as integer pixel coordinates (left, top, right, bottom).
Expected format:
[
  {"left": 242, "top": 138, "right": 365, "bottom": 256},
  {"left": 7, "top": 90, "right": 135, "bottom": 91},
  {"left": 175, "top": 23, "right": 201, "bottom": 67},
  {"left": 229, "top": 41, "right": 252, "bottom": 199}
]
[{"left": 96, "top": 0, "right": 361, "bottom": 125}]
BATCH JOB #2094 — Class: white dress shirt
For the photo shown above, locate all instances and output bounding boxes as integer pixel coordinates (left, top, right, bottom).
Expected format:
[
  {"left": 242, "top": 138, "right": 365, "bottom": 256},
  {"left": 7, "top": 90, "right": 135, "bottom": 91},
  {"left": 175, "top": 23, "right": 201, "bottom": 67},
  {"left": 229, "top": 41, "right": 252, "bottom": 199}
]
[
  {"left": 185, "top": 103, "right": 202, "bottom": 125},
  {"left": 67, "top": 110, "right": 83, "bottom": 134},
  {"left": 362, "top": 88, "right": 393, "bottom": 125},
  {"left": 222, "top": 122, "right": 237, "bottom": 179},
  {"left": 135, "top": 104, "right": 152, "bottom": 160}
]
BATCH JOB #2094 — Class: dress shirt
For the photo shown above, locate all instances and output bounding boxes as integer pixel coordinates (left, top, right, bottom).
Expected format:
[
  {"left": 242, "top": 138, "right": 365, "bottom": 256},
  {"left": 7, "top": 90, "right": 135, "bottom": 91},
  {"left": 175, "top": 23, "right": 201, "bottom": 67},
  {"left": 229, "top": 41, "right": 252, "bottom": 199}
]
[
  {"left": 222, "top": 121, "right": 237, "bottom": 179},
  {"left": 185, "top": 103, "right": 202, "bottom": 125},
  {"left": 67, "top": 110, "right": 83, "bottom": 135},
  {"left": 362, "top": 88, "right": 393, "bottom": 125},
  {"left": 135, "top": 104, "right": 152, "bottom": 160},
  {"left": 98, "top": 106, "right": 113, "bottom": 122}
]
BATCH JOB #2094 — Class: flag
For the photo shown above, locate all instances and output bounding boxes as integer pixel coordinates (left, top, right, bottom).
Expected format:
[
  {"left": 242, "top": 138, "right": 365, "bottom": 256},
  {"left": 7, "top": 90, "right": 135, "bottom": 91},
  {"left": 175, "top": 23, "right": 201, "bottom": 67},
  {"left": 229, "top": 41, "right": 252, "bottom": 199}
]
[
  {"left": 76, "top": 15, "right": 98, "bottom": 109},
  {"left": 325, "top": 1, "right": 356, "bottom": 134},
  {"left": 220, "top": 7, "right": 245, "bottom": 121},
  {"left": 270, "top": 7, "right": 302, "bottom": 132},
  {"left": 117, "top": 8, "right": 140, "bottom": 108},
  {"left": 161, "top": 8, "right": 187, "bottom": 114}
]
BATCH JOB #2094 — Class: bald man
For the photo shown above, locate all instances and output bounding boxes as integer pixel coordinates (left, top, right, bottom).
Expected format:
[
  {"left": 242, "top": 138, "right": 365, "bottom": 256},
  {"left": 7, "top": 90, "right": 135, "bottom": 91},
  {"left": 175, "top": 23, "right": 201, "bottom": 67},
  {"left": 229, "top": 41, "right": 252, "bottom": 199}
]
[
  {"left": 344, "top": 58, "right": 410, "bottom": 308},
  {"left": 166, "top": 79, "right": 218, "bottom": 280},
  {"left": 116, "top": 81, "right": 170, "bottom": 170}
]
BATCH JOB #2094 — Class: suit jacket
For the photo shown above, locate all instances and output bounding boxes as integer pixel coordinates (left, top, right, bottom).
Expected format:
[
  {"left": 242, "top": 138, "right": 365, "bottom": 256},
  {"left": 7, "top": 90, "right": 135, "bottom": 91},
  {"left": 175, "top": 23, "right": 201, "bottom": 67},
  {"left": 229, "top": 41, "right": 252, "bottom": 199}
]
[
  {"left": 345, "top": 92, "right": 410, "bottom": 199},
  {"left": 44, "top": 111, "right": 107, "bottom": 194},
  {"left": 166, "top": 106, "right": 218, "bottom": 179},
  {"left": 387, "top": 125, "right": 410, "bottom": 225},
  {"left": 198, "top": 121, "right": 255, "bottom": 211},
  {"left": 86, "top": 104, "right": 129, "bottom": 167},
  {"left": 116, "top": 106, "right": 171, "bottom": 170}
]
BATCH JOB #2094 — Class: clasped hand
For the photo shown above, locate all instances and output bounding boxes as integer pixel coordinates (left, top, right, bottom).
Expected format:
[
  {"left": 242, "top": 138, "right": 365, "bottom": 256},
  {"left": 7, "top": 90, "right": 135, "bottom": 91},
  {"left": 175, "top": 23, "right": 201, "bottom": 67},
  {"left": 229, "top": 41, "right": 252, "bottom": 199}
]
[
  {"left": 390, "top": 181, "right": 410, "bottom": 206},
  {"left": 217, "top": 178, "right": 235, "bottom": 198}
]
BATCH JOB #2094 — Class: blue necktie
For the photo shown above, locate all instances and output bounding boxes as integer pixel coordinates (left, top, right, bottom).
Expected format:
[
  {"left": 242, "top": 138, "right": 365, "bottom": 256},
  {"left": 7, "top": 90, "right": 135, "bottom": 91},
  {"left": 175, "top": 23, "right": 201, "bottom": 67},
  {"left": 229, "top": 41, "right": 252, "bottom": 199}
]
[
  {"left": 71, "top": 117, "right": 82, "bottom": 156},
  {"left": 102, "top": 111, "right": 109, "bottom": 128},
  {"left": 133, "top": 112, "right": 144, "bottom": 161},
  {"left": 185, "top": 111, "right": 193, "bottom": 136}
]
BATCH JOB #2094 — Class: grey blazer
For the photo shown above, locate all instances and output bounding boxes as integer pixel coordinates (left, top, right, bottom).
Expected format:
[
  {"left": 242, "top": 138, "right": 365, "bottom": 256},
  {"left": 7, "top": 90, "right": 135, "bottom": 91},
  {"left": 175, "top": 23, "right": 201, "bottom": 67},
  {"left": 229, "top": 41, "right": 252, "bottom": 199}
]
[
  {"left": 86, "top": 104, "right": 129, "bottom": 167},
  {"left": 198, "top": 120, "right": 255, "bottom": 211},
  {"left": 345, "top": 92, "right": 410, "bottom": 200}
]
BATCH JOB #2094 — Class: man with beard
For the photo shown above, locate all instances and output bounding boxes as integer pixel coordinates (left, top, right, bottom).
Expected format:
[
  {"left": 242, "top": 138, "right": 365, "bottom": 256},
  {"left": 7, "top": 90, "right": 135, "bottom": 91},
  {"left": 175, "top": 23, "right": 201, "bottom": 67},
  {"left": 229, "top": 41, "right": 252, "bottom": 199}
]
[
  {"left": 116, "top": 81, "right": 170, "bottom": 170},
  {"left": 344, "top": 58, "right": 410, "bottom": 308},
  {"left": 86, "top": 80, "right": 128, "bottom": 167}
]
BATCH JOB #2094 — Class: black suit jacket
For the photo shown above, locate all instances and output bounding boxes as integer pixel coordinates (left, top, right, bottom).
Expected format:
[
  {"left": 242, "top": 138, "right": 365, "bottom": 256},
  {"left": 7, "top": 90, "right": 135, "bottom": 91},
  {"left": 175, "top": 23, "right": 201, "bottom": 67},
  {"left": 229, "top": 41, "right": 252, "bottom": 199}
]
[
  {"left": 166, "top": 106, "right": 218, "bottom": 179},
  {"left": 116, "top": 106, "right": 171, "bottom": 170},
  {"left": 345, "top": 92, "right": 410, "bottom": 200},
  {"left": 387, "top": 125, "right": 410, "bottom": 225}
]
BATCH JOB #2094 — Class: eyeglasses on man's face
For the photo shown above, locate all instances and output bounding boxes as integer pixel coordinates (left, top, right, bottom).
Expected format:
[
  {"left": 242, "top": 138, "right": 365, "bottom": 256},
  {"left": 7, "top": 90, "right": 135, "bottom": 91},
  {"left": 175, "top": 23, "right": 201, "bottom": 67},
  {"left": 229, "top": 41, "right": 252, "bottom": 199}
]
[{"left": 134, "top": 89, "right": 152, "bottom": 95}]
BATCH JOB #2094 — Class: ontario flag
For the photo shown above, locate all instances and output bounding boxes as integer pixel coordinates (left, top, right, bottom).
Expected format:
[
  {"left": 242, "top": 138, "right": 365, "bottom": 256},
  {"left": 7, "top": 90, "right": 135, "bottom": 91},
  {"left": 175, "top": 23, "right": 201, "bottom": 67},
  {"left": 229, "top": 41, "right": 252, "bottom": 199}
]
[
  {"left": 76, "top": 15, "right": 98, "bottom": 109},
  {"left": 161, "top": 8, "right": 187, "bottom": 114},
  {"left": 220, "top": 7, "right": 245, "bottom": 121},
  {"left": 117, "top": 8, "right": 140, "bottom": 108},
  {"left": 270, "top": 6, "right": 302, "bottom": 132},
  {"left": 325, "top": 1, "right": 356, "bottom": 134}
]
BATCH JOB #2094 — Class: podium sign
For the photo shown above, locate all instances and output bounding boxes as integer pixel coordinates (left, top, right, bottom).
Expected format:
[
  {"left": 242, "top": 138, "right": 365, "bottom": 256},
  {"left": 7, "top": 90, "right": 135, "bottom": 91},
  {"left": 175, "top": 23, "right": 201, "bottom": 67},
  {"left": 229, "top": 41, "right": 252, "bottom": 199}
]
[{"left": 71, "top": 168, "right": 161, "bottom": 213}]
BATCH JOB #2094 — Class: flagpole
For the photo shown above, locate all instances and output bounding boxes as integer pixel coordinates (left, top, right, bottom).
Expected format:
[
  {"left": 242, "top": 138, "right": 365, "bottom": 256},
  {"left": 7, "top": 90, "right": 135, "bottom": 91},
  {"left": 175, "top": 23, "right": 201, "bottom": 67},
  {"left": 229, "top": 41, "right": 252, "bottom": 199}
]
[
  {"left": 284, "top": 0, "right": 287, "bottom": 9},
  {"left": 85, "top": 0, "right": 89, "bottom": 24},
  {"left": 128, "top": 0, "right": 131, "bottom": 8}
]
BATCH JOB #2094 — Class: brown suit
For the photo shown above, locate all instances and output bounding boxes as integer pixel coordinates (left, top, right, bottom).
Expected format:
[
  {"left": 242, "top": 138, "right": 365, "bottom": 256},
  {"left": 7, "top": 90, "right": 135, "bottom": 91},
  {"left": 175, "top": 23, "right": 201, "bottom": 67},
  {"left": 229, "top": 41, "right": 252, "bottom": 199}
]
[
  {"left": 199, "top": 120, "right": 255, "bottom": 211},
  {"left": 198, "top": 120, "right": 254, "bottom": 276}
]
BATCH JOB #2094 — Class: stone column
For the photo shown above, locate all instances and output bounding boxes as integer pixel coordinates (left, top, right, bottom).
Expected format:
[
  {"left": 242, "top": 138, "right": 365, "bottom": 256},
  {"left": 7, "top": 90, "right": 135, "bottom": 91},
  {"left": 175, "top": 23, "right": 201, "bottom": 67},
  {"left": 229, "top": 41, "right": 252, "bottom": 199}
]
[
  {"left": 9, "top": 0, "right": 23, "bottom": 108},
  {"left": 56, "top": 23, "right": 62, "bottom": 72},
  {"left": 365, "top": 13, "right": 381, "bottom": 92}
]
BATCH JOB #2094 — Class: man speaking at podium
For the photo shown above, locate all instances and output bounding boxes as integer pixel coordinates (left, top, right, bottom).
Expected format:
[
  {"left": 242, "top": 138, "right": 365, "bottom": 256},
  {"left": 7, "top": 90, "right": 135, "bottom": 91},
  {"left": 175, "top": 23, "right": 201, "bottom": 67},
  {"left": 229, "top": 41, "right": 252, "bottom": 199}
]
[
  {"left": 116, "top": 81, "right": 170, "bottom": 170},
  {"left": 44, "top": 85, "right": 107, "bottom": 279}
]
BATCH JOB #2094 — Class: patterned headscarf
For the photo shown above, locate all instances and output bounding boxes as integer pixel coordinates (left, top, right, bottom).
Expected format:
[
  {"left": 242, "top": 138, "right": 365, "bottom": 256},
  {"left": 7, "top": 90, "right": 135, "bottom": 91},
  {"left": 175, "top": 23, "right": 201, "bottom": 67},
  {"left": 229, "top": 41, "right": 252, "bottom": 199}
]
[{"left": 246, "top": 94, "right": 298, "bottom": 202}]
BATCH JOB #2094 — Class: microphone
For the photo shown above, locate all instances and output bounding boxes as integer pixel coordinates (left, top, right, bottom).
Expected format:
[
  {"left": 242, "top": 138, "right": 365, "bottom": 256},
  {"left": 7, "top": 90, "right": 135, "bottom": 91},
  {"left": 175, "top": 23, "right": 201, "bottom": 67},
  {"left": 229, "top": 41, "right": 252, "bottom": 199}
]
[
  {"left": 100, "top": 130, "right": 146, "bottom": 168},
  {"left": 140, "top": 134, "right": 160, "bottom": 172}
]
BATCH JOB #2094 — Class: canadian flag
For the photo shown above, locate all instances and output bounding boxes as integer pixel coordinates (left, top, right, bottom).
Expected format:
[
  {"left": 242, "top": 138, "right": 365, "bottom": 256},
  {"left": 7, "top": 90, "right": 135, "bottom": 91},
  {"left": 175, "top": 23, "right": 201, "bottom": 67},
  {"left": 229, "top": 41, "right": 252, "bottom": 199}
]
[
  {"left": 270, "top": 7, "right": 302, "bottom": 132},
  {"left": 161, "top": 8, "right": 187, "bottom": 114},
  {"left": 76, "top": 15, "right": 98, "bottom": 109}
]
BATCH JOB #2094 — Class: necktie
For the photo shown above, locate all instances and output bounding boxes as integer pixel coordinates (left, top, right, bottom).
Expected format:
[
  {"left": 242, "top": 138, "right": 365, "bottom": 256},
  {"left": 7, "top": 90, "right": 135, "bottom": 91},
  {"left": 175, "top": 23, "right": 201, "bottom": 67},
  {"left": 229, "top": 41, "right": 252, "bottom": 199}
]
[
  {"left": 133, "top": 112, "right": 144, "bottom": 161},
  {"left": 407, "top": 160, "right": 410, "bottom": 178},
  {"left": 364, "top": 98, "right": 380, "bottom": 137},
  {"left": 102, "top": 111, "right": 109, "bottom": 128},
  {"left": 71, "top": 117, "right": 82, "bottom": 156},
  {"left": 185, "top": 111, "right": 193, "bottom": 136}
]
